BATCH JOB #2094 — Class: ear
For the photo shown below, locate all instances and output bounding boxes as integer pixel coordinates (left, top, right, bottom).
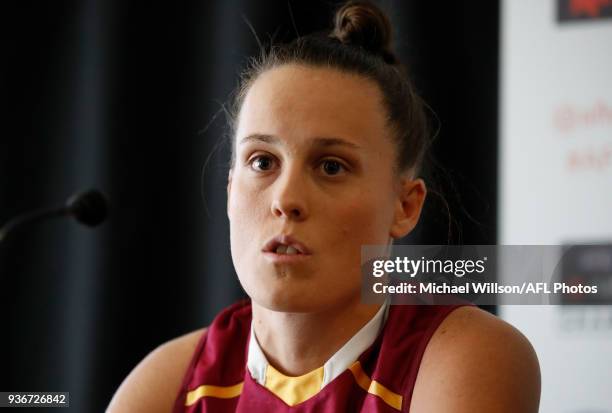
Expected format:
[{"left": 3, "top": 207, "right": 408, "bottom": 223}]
[
  {"left": 226, "top": 169, "right": 233, "bottom": 219},
  {"left": 389, "top": 177, "right": 427, "bottom": 239}
]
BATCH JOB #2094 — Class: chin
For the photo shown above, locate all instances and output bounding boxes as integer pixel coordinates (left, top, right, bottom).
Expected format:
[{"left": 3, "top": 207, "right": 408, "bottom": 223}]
[
  {"left": 254, "top": 296, "right": 318, "bottom": 313},
  {"left": 244, "top": 278, "right": 330, "bottom": 313}
]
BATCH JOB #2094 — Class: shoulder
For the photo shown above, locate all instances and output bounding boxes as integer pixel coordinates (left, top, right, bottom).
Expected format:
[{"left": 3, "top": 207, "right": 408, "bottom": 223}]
[
  {"left": 106, "top": 327, "right": 208, "bottom": 413},
  {"left": 410, "top": 306, "right": 540, "bottom": 413}
]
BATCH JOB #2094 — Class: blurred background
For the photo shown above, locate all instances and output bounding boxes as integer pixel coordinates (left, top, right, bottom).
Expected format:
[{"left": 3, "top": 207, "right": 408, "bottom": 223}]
[{"left": 0, "top": 0, "right": 610, "bottom": 412}]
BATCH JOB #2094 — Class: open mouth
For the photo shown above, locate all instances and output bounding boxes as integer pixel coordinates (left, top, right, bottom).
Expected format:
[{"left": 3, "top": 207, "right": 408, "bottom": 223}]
[
  {"left": 263, "top": 234, "right": 312, "bottom": 256},
  {"left": 273, "top": 244, "right": 302, "bottom": 255}
]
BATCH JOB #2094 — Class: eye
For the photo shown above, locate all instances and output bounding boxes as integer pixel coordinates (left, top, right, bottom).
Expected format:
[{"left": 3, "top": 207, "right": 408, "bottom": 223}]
[
  {"left": 248, "top": 154, "right": 277, "bottom": 172},
  {"left": 319, "top": 159, "right": 347, "bottom": 176}
]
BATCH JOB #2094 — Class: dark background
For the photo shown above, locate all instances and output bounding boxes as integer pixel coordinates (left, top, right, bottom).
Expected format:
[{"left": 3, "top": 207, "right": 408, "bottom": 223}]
[{"left": 0, "top": 1, "right": 499, "bottom": 411}]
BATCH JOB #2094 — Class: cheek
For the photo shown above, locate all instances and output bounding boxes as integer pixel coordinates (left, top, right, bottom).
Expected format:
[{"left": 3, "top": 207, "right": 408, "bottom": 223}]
[
  {"left": 229, "top": 176, "right": 264, "bottom": 223},
  {"left": 228, "top": 179, "right": 265, "bottom": 249},
  {"left": 329, "top": 200, "right": 391, "bottom": 249}
]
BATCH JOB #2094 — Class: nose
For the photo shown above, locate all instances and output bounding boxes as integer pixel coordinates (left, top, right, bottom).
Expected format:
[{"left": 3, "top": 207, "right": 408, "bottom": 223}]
[{"left": 270, "top": 166, "right": 309, "bottom": 221}]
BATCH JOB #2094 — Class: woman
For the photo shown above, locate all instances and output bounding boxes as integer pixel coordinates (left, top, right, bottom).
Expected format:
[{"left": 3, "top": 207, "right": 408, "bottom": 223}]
[{"left": 108, "top": 1, "right": 541, "bottom": 412}]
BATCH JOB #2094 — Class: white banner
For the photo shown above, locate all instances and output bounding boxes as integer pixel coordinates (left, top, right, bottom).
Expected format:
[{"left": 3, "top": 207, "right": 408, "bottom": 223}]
[{"left": 500, "top": 0, "right": 612, "bottom": 412}]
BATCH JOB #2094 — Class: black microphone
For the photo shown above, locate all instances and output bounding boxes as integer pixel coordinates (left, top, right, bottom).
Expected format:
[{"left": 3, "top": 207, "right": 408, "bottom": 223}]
[{"left": 0, "top": 189, "right": 109, "bottom": 243}]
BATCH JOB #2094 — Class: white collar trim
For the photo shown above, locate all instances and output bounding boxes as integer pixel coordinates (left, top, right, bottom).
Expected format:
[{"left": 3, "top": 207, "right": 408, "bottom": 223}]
[{"left": 247, "top": 300, "right": 390, "bottom": 388}]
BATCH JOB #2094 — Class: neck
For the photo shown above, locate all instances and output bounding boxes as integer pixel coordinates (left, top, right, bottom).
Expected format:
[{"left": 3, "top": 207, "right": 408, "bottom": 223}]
[{"left": 251, "top": 296, "right": 382, "bottom": 377}]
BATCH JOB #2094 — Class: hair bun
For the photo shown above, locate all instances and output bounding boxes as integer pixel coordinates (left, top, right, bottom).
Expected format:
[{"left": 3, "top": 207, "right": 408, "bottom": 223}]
[{"left": 330, "top": 1, "right": 397, "bottom": 64}]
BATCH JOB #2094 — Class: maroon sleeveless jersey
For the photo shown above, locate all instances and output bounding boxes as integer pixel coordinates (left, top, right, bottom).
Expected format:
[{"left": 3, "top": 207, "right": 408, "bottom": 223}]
[{"left": 172, "top": 299, "right": 471, "bottom": 412}]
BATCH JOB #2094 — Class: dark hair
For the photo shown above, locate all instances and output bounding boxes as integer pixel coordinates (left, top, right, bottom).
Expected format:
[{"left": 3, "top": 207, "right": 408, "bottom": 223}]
[{"left": 227, "top": 0, "right": 431, "bottom": 177}]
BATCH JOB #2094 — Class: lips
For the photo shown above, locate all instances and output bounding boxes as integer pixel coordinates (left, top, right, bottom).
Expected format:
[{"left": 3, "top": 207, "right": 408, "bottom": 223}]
[{"left": 262, "top": 234, "right": 312, "bottom": 255}]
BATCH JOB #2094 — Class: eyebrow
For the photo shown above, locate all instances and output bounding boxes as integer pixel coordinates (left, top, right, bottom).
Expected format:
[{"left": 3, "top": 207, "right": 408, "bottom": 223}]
[{"left": 239, "top": 133, "right": 362, "bottom": 150}]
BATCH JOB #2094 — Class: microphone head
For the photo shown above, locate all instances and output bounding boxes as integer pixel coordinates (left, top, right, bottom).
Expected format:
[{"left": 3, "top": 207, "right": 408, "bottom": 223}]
[{"left": 65, "top": 189, "right": 109, "bottom": 227}]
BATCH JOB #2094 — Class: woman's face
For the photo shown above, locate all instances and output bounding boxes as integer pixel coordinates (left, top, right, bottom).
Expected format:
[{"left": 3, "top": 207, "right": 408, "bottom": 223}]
[{"left": 228, "top": 64, "right": 422, "bottom": 313}]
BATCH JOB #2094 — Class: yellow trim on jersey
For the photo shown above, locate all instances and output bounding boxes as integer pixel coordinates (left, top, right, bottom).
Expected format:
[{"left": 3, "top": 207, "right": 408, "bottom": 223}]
[
  {"left": 185, "top": 382, "right": 244, "bottom": 406},
  {"left": 264, "top": 364, "right": 324, "bottom": 406},
  {"left": 349, "top": 361, "right": 403, "bottom": 411}
]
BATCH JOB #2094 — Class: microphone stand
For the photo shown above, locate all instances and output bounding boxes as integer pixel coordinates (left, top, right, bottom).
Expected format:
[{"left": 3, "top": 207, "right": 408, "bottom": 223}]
[
  {"left": 0, "top": 207, "right": 68, "bottom": 243},
  {"left": 0, "top": 189, "right": 108, "bottom": 244}
]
